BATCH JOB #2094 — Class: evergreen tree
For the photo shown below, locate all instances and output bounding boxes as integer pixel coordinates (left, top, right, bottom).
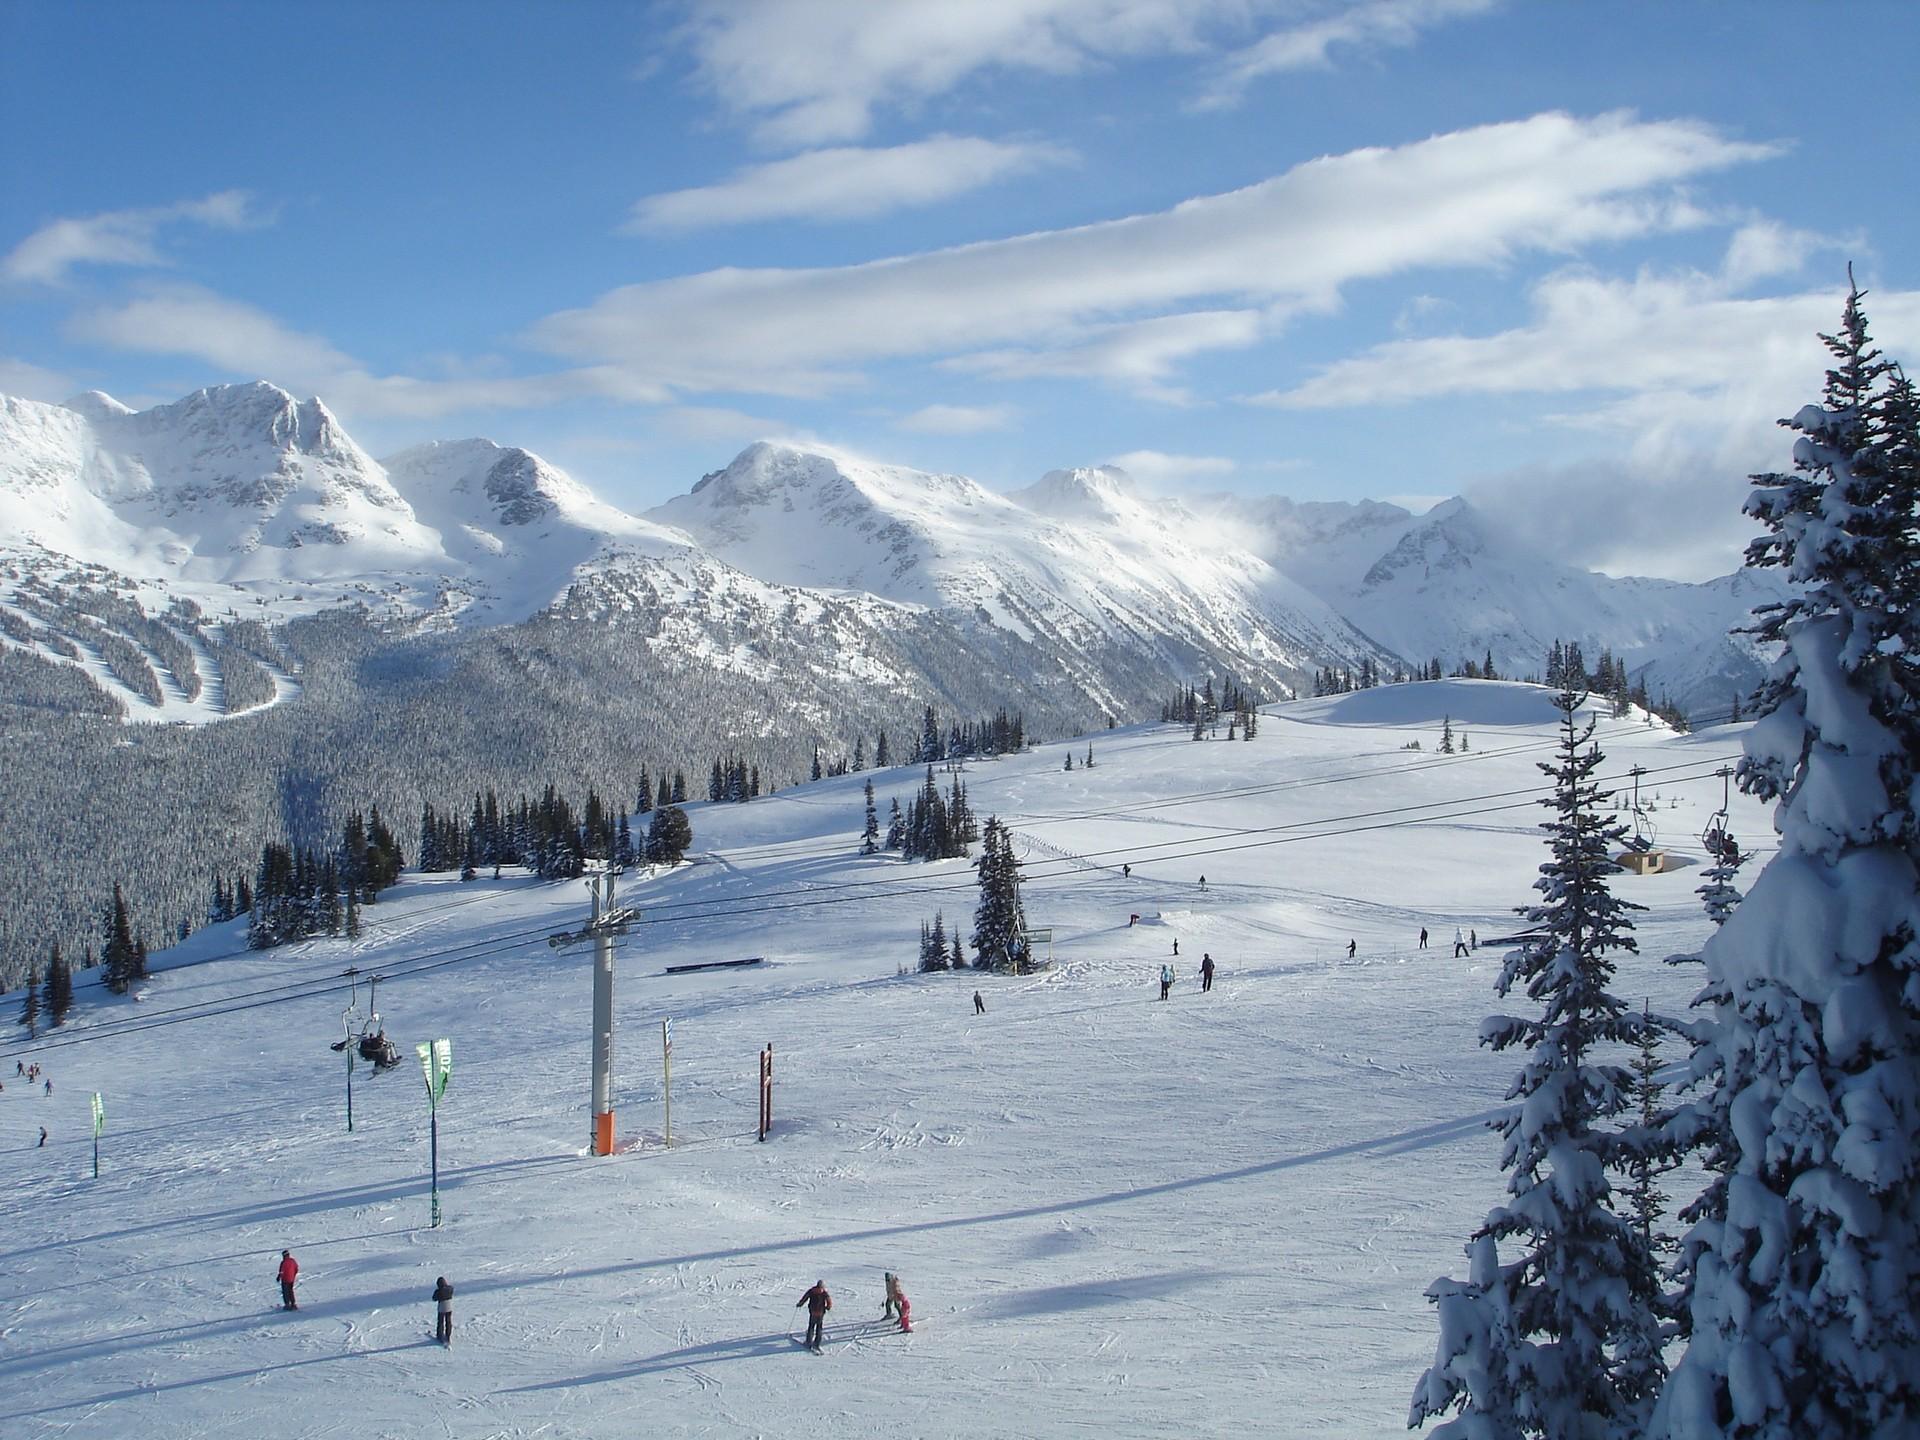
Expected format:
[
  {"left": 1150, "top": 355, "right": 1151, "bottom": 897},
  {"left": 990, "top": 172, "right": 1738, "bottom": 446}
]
[
  {"left": 885, "top": 797, "right": 905, "bottom": 850},
  {"left": 811, "top": 744, "right": 823, "bottom": 782},
  {"left": 861, "top": 780, "right": 879, "bottom": 855},
  {"left": 46, "top": 940, "right": 73, "bottom": 1026},
  {"left": 926, "top": 912, "right": 950, "bottom": 971},
  {"left": 1414, "top": 689, "right": 1662, "bottom": 1437},
  {"left": 18, "top": 962, "right": 39, "bottom": 1036},
  {"left": 876, "top": 729, "right": 890, "bottom": 768},
  {"left": 102, "top": 882, "right": 138, "bottom": 994},
  {"left": 646, "top": 805, "right": 693, "bottom": 865},
  {"left": 1652, "top": 280, "right": 1920, "bottom": 1440},
  {"left": 971, "top": 818, "right": 1031, "bottom": 973},
  {"left": 636, "top": 766, "right": 654, "bottom": 814},
  {"left": 1439, "top": 715, "right": 1454, "bottom": 754}
]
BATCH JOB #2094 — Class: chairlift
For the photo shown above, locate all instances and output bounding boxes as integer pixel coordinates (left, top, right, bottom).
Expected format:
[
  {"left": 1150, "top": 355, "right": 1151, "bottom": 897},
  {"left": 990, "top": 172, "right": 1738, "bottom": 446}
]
[
  {"left": 1625, "top": 766, "right": 1656, "bottom": 853},
  {"left": 1700, "top": 766, "right": 1740, "bottom": 865},
  {"left": 354, "top": 974, "right": 403, "bottom": 1070},
  {"left": 330, "top": 967, "right": 363, "bottom": 1054}
]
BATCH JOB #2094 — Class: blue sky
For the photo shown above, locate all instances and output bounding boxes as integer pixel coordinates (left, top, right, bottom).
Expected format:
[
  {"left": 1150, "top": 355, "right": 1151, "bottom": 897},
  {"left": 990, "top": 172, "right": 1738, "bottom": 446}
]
[{"left": 4, "top": 0, "right": 1917, "bottom": 578}]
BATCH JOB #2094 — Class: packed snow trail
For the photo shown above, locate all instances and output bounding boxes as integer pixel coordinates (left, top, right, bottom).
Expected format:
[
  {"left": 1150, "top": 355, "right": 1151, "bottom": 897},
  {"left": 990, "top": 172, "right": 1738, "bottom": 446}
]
[{"left": 0, "top": 684, "right": 1753, "bottom": 1438}]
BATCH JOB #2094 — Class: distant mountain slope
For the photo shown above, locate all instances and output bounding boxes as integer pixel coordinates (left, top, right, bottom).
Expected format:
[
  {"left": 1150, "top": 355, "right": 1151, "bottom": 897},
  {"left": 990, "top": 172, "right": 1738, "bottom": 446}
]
[{"left": 1196, "top": 492, "right": 1781, "bottom": 715}]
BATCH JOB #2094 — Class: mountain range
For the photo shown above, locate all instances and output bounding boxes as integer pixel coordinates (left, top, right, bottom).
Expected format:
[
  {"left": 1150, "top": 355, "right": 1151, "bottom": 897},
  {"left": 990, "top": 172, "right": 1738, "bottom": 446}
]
[{"left": 0, "top": 381, "right": 1773, "bottom": 724}]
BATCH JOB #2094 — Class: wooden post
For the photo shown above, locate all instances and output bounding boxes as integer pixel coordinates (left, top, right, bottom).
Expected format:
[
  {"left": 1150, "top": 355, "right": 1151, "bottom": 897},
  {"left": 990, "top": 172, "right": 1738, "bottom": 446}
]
[
  {"left": 758, "top": 1043, "right": 773, "bottom": 1141},
  {"left": 662, "top": 1018, "right": 672, "bottom": 1147}
]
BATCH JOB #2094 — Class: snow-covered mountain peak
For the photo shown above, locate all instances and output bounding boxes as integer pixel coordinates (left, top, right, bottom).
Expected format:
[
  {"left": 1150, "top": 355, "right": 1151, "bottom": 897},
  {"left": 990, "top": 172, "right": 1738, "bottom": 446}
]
[
  {"left": 1014, "top": 464, "right": 1143, "bottom": 521},
  {"left": 382, "top": 439, "right": 595, "bottom": 528},
  {"left": 62, "top": 389, "right": 136, "bottom": 423}
]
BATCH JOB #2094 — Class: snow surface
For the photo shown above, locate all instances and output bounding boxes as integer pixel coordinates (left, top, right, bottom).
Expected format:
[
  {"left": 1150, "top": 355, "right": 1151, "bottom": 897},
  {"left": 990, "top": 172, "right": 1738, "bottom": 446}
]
[{"left": 0, "top": 682, "right": 1767, "bottom": 1438}]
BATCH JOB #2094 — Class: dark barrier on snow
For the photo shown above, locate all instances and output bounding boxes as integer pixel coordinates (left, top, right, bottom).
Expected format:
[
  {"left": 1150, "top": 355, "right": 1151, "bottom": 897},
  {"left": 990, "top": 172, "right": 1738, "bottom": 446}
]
[{"left": 664, "top": 956, "right": 766, "bottom": 974}]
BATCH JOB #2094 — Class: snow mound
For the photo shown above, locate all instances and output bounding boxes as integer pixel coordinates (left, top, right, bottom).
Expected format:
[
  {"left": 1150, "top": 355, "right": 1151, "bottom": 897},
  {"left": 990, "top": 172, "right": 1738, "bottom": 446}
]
[{"left": 1288, "top": 679, "right": 1569, "bottom": 728}]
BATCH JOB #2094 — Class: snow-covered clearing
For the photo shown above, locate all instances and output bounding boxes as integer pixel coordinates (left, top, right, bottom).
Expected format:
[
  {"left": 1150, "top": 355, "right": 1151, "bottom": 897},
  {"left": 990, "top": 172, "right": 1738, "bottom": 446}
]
[{"left": 0, "top": 681, "right": 1766, "bottom": 1438}]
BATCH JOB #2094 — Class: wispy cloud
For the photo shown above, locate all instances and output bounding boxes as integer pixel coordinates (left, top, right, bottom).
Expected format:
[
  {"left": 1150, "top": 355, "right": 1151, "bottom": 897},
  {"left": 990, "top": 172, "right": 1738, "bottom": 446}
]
[
  {"left": 673, "top": 0, "right": 1230, "bottom": 147},
  {"left": 66, "top": 283, "right": 674, "bottom": 421},
  {"left": 1201, "top": 0, "right": 1500, "bottom": 107},
  {"left": 629, "top": 136, "right": 1073, "bottom": 231},
  {"left": 3, "top": 192, "right": 265, "bottom": 286},
  {"left": 0, "top": 355, "right": 80, "bottom": 402},
  {"left": 1103, "top": 449, "right": 1237, "bottom": 485},
  {"left": 896, "top": 402, "right": 1016, "bottom": 434},
  {"left": 532, "top": 113, "right": 1773, "bottom": 400}
]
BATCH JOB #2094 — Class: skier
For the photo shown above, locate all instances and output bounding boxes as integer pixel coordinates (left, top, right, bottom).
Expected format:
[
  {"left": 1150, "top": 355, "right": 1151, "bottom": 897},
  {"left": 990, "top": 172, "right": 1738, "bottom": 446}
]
[
  {"left": 973, "top": 990, "right": 985, "bottom": 1016},
  {"left": 1347, "top": 939, "right": 1356, "bottom": 959},
  {"left": 896, "top": 1285, "right": 913, "bottom": 1334},
  {"left": 1418, "top": 926, "right": 1428, "bottom": 949},
  {"left": 1122, "top": 864, "right": 1131, "bottom": 879},
  {"left": 39, "top": 1126, "right": 48, "bottom": 1147},
  {"left": 1172, "top": 938, "right": 1179, "bottom": 957},
  {"left": 432, "top": 1276, "right": 454, "bottom": 1345},
  {"left": 14, "top": 1060, "right": 21, "bottom": 1076},
  {"left": 1453, "top": 928, "right": 1468, "bottom": 958},
  {"left": 1129, "top": 913, "right": 1138, "bottom": 927},
  {"left": 1469, "top": 928, "right": 1477, "bottom": 951},
  {"left": 277, "top": 1250, "right": 300, "bottom": 1310},
  {"left": 882, "top": 1271, "right": 904, "bottom": 1320},
  {"left": 44, "top": 1078, "right": 52, "bottom": 1096},
  {"left": 1200, "top": 953, "right": 1215, "bottom": 993},
  {"left": 1159, "top": 964, "right": 1175, "bottom": 1001},
  {"left": 1198, "top": 875, "right": 1206, "bottom": 890},
  {"left": 797, "top": 1279, "right": 832, "bottom": 1351}
]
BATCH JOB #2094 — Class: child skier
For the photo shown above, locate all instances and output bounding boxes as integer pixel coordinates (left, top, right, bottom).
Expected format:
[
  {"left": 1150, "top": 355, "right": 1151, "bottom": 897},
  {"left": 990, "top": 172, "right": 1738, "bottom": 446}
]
[
  {"left": 882, "top": 1271, "right": 903, "bottom": 1319},
  {"left": 277, "top": 1250, "right": 300, "bottom": 1310}
]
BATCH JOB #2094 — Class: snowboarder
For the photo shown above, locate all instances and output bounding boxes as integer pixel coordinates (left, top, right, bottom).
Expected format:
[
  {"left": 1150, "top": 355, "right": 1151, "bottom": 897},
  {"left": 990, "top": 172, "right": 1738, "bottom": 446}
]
[
  {"left": 1418, "top": 927, "right": 1428, "bottom": 949},
  {"left": 1347, "top": 939, "right": 1356, "bottom": 959},
  {"left": 882, "top": 1271, "right": 904, "bottom": 1320},
  {"left": 797, "top": 1279, "right": 832, "bottom": 1351},
  {"left": 432, "top": 1276, "right": 454, "bottom": 1344},
  {"left": 38, "top": 1126, "right": 48, "bottom": 1147},
  {"left": 1129, "top": 913, "right": 1138, "bottom": 927},
  {"left": 277, "top": 1250, "right": 300, "bottom": 1310},
  {"left": 1200, "top": 953, "right": 1215, "bottom": 992},
  {"left": 1122, "top": 864, "right": 1131, "bottom": 879},
  {"left": 1453, "top": 928, "right": 1468, "bottom": 958},
  {"left": 973, "top": 991, "right": 985, "bottom": 1015},
  {"left": 1159, "top": 964, "right": 1175, "bottom": 1001}
]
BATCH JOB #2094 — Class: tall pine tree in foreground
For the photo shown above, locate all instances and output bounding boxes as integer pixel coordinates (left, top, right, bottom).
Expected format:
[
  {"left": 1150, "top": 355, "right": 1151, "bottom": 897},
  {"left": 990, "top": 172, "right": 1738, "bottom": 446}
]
[
  {"left": 1652, "top": 281, "right": 1920, "bottom": 1439},
  {"left": 46, "top": 940, "right": 73, "bottom": 1027},
  {"left": 1413, "top": 687, "right": 1663, "bottom": 1439}
]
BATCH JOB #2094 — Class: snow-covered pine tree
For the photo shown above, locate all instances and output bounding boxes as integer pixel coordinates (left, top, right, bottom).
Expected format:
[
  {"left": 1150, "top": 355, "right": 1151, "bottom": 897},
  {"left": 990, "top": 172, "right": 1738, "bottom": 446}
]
[
  {"left": 1440, "top": 715, "right": 1455, "bottom": 754},
  {"left": 885, "top": 797, "right": 904, "bottom": 850},
  {"left": 861, "top": 780, "right": 879, "bottom": 855},
  {"left": 1651, "top": 279, "right": 1920, "bottom": 1440},
  {"left": 1413, "top": 687, "right": 1663, "bottom": 1438},
  {"left": 927, "top": 912, "right": 950, "bottom": 972}
]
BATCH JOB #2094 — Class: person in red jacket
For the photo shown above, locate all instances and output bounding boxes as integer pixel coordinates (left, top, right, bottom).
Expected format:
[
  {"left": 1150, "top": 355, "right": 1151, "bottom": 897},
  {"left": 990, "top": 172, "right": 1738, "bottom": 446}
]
[
  {"left": 277, "top": 1250, "right": 299, "bottom": 1310},
  {"left": 796, "top": 1279, "right": 831, "bottom": 1351}
]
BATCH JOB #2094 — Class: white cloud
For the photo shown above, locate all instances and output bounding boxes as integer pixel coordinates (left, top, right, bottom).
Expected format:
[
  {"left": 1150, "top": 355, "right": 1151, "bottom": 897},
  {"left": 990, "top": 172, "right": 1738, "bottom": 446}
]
[
  {"left": 1256, "top": 262, "right": 1920, "bottom": 465},
  {"left": 674, "top": 0, "right": 1230, "bottom": 146},
  {"left": 896, "top": 402, "right": 1016, "bottom": 434},
  {"left": 1202, "top": 0, "right": 1499, "bottom": 106},
  {"left": 533, "top": 113, "right": 1771, "bottom": 400},
  {"left": 66, "top": 283, "right": 674, "bottom": 422},
  {"left": 953, "top": 310, "right": 1264, "bottom": 401},
  {"left": 0, "top": 355, "right": 80, "bottom": 401},
  {"left": 3, "top": 192, "right": 264, "bottom": 285},
  {"left": 628, "top": 136, "right": 1073, "bottom": 231},
  {"left": 1102, "top": 449, "right": 1236, "bottom": 485}
]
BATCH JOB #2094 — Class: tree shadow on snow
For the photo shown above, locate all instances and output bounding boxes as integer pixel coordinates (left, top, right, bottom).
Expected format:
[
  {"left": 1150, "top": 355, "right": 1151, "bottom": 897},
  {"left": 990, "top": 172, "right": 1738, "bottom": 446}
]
[
  {"left": 976, "top": 1269, "right": 1226, "bottom": 1320},
  {"left": 498, "top": 1327, "right": 833, "bottom": 1390}
]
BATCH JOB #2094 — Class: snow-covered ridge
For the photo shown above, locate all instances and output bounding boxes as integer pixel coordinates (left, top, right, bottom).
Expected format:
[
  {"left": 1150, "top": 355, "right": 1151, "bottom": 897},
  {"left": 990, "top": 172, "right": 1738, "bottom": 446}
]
[{"left": 0, "top": 382, "right": 1774, "bottom": 719}]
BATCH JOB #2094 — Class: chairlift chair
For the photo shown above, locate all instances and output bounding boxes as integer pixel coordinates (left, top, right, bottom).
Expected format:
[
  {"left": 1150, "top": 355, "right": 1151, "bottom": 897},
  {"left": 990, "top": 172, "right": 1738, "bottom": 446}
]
[
  {"left": 1700, "top": 767, "right": 1739, "bottom": 865},
  {"left": 353, "top": 974, "right": 404, "bottom": 1070}
]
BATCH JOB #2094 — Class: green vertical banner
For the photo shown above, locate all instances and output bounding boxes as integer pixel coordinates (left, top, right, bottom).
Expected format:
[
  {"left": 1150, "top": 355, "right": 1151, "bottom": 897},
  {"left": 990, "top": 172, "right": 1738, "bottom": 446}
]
[
  {"left": 416, "top": 1039, "right": 452, "bottom": 1227},
  {"left": 90, "top": 1092, "right": 105, "bottom": 1178}
]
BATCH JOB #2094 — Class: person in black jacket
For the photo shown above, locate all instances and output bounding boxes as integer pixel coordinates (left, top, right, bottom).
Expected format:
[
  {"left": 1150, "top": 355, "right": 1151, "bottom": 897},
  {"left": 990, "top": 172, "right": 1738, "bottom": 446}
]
[
  {"left": 796, "top": 1280, "right": 832, "bottom": 1351},
  {"left": 432, "top": 1276, "right": 454, "bottom": 1344}
]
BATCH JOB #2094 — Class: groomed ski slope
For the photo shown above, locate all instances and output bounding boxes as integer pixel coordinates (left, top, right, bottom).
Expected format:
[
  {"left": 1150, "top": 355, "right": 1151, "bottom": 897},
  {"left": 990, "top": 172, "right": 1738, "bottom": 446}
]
[{"left": 0, "top": 681, "right": 1766, "bottom": 1439}]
